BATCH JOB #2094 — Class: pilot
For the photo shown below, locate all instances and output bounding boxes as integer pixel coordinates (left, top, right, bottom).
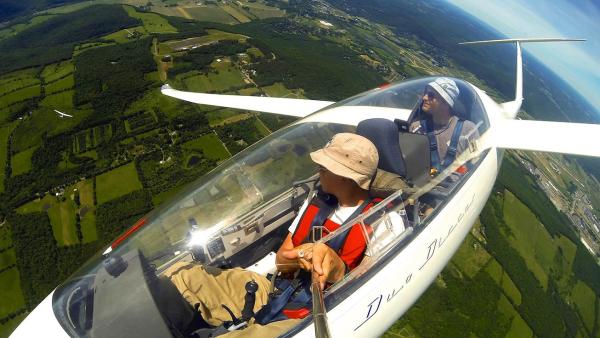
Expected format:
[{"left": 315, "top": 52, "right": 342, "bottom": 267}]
[
  {"left": 410, "top": 77, "right": 479, "bottom": 175},
  {"left": 163, "top": 133, "right": 380, "bottom": 337}
]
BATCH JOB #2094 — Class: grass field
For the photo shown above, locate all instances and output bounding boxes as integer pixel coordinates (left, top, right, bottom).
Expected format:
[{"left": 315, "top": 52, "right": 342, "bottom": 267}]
[
  {"left": 0, "top": 123, "right": 16, "bottom": 193},
  {"left": 96, "top": 162, "right": 143, "bottom": 205},
  {"left": 41, "top": 61, "right": 74, "bottom": 83},
  {"left": 502, "top": 190, "right": 556, "bottom": 290},
  {"left": 570, "top": 281, "right": 597, "bottom": 334},
  {"left": 11, "top": 147, "right": 37, "bottom": 176},
  {"left": 77, "top": 180, "right": 98, "bottom": 243},
  {"left": 0, "top": 268, "right": 26, "bottom": 318},
  {"left": 221, "top": 4, "right": 251, "bottom": 23},
  {"left": 182, "top": 133, "right": 230, "bottom": 161},
  {"left": 451, "top": 234, "right": 491, "bottom": 279},
  {"left": 254, "top": 117, "right": 271, "bottom": 136},
  {"left": 39, "top": 90, "right": 74, "bottom": 109},
  {"left": 12, "top": 107, "right": 90, "bottom": 152},
  {"left": 47, "top": 194, "right": 78, "bottom": 246},
  {"left": 261, "top": 82, "right": 302, "bottom": 98},
  {"left": 123, "top": 5, "right": 177, "bottom": 33},
  {"left": 0, "top": 85, "right": 41, "bottom": 109},
  {"left": 0, "top": 69, "right": 40, "bottom": 97},
  {"left": 240, "top": 1, "right": 285, "bottom": 19},
  {"left": 237, "top": 87, "right": 260, "bottom": 96},
  {"left": 179, "top": 62, "right": 246, "bottom": 93},
  {"left": 73, "top": 41, "right": 116, "bottom": 56},
  {"left": 0, "top": 248, "right": 16, "bottom": 270},
  {"left": 183, "top": 5, "right": 238, "bottom": 24},
  {"left": 206, "top": 109, "right": 252, "bottom": 127},
  {"left": 45, "top": 75, "right": 74, "bottom": 95},
  {"left": 0, "top": 313, "right": 26, "bottom": 338}
]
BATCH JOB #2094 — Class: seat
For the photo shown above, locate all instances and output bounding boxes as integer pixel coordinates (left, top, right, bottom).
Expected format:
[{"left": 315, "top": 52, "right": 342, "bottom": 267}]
[{"left": 356, "top": 118, "right": 407, "bottom": 177}]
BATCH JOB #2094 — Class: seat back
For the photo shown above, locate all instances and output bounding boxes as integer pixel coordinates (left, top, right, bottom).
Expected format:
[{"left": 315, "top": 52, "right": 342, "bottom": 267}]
[
  {"left": 356, "top": 118, "right": 407, "bottom": 177},
  {"left": 398, "top": 132, "right": 431, "bottom": 188}
]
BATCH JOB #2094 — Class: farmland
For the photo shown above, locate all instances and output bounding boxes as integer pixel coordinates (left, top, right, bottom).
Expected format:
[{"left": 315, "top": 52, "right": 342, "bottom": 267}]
[{"left": 96, "top": 162, "right": 143, "bottom": 205}]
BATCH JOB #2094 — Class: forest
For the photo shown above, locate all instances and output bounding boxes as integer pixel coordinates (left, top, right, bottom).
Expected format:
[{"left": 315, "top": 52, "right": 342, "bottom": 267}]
[{"left": 0, "top": 5, "right": 140, "bottom": 74}]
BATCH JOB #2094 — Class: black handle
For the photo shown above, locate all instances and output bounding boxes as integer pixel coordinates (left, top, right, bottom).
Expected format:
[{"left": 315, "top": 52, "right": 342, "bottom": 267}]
[{"left": 241, "top": 280, "right": 259, "bottom": 321}]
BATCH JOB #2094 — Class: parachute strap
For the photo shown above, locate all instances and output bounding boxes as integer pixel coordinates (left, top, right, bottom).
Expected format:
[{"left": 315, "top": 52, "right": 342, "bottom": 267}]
[{"left": 443, "top": 119, "right": 464, "bottom": 167}]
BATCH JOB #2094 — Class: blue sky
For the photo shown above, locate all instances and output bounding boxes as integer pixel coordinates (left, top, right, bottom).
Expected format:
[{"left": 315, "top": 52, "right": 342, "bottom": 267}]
[{"left": 447, "top": 0, "right": 600, "bottom": 112}]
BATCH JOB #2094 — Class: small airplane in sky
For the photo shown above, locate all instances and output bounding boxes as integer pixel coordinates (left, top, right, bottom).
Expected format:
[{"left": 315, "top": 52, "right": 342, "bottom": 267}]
[
  {"left": 11, "top": 38, "right": 599, "bottom": 338},
  {"left": 53, "top": 109, "right": 73, "bottom": 118}
]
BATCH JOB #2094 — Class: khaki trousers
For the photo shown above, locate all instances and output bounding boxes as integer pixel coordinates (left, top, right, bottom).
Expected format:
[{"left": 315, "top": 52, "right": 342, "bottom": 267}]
[{"left": 164, "top": 262, "right": 300, "bottom": 337}]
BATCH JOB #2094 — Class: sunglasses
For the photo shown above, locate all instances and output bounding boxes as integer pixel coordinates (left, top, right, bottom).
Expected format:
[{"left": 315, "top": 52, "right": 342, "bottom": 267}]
[{"left": 423, "top": 90, "right": 438, "bottom": 99}]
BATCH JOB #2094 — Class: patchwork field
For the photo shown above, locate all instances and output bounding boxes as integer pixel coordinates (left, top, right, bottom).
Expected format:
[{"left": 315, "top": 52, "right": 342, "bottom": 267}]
[
  {"left": 570, "top": 281, "right": 597, "bottom": 333},
  {"left": 41, "top": 61, "right": 74, "bottom": 84},
  {"left": 183, "top": 6, "right": 238, "bottom": 24},
  {"left": 45, "top": 75, "right": 74, "bottom": 95},
  {"left": 179, "top": 64, "right": 246, "bottom": 93},
  {"left": 0, "top": 69, "right": 40, "bottom": 97},
  {"left": 0, "top": 267, "right": 25, "bottom": 318},
  {"left": 96, "top": 162, "right": 143, "bottom": 205},
  {"left": 182, "top": 133, "right": 230, "bottom": 161},
  {"left": 77, "top": 179, "right": 97, "bottom": 243},
  {"left": 502, "top": 190, "right": 556, "bottom": 289},
  {"left": 0, "top": 15, "right": 55, "bottom": 41},
  {"left": 0, "top": 86, "right": 41, "bottom": 110},
  {"left": 238, "top": 1, "right": 285, "bottom": 19},
  {"left": 206, "top": 109, "right": 252, "bottom": 127},
  {"left": 12, "top": 107, "right": 90, "bottom": 152},
  {"left": 47, "top": 194, "right": 78, "bottom": 246},
  {"left": 123, "top": 5, "right": 177, "bottom": 33},
  {"left": 11, "top": 147, "right": 36, "bottom": 176}
]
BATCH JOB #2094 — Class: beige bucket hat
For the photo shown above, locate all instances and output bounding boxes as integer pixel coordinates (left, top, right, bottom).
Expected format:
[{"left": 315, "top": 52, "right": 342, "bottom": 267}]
[{"left": 310, "top": 133, "right": 379, "bottom": 190}]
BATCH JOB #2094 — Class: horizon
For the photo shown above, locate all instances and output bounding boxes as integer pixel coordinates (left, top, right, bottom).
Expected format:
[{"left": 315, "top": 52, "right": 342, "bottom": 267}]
[{"left": 447, "top": 0, "right": 600, "bottom": 117}]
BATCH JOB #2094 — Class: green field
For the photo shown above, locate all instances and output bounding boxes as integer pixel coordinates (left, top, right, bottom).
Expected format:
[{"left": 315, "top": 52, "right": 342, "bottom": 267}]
[
  {"left": 47, "top": 195, "right": 78, "bottom": 246},
  {"left": 124, "top": 5, "right": 177, "bottom": 33},
  {"left": 179, "top": 63, "right": 246, "bottom": 93},
  {"left": 254, "top": 117, "right": 271, "bottom": 136},
  {"left": 261, "top": 82, "right": 300, "bottom": 98},
  {"left": 184, "top": 6, "right": 238, "bottom": 24},
  {"left": 41, "top": 61, "right": 75, "bottom": 83},
  {"left": 237, "top": 87, "right": 260, "bottom": 96},
  {"left": 0, "top": 268, "right": 25, "bottom": 318},
  {"left": 0, "top": 85, "right": 41, "bottom": 109},
  {"left": 206, "top": 109, "right": 252, "bottom": 127},
  {"left": 0, "top": 225, "right": 11, "bottom": 249},
  {"left": 96, "top": 162, "right": 143, "bottom": 205},
  {"left": 77, "top": 180, "right": 98, "bottom": 243},
  {"left": 0, "top": 69, "right": 40, "bottom": 97},
  {"left": 11, "top": 147, "right": 37, "bottom": 176},
  {"left": 0, "top": 313, "right": 27, "bottom": 338},
  {"left": 570, "top": 281, "right": 597, "bottom": 333},
  {"left": 11, "top": 106, "right": 91, "bottom": 152},
  {"left": 452, "top": 234, "right": 491, "bottom": 279},
  {"left": 182, "top": 133, "right": 230, "bottom": 161},
  {"left": 502, "top": 190, "right": 556, "bottom": 289},
  {"left": 45, "top": 75, "right": 74, "bottom": 95},
  {"left": 239, "top": 1, "right": 285, "bottom": 19},
  {"left": 39, "top": 90, "right": 74, "bottom": 109},
  {"left": 0, "top": 248, "right": 16, "bottom": 269},
  {"left": 221, "top": 4, "right": 251, "bottom": 23}
]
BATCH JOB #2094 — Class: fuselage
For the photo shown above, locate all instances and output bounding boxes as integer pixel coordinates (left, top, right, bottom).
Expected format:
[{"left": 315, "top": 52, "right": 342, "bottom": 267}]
[{"left": 12, "top": 77, "right": 509, "bottom": 338}]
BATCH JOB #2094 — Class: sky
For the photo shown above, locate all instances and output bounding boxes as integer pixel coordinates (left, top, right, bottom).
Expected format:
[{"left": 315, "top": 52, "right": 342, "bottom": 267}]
[{"left": 446, "top": 0, "right": 600, "bottom": 112}]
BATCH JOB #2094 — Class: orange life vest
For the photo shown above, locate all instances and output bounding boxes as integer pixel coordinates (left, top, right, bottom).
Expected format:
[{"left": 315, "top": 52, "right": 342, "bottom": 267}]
[{"left": 291, "top": 196, "right": 381, "bottom": 270}]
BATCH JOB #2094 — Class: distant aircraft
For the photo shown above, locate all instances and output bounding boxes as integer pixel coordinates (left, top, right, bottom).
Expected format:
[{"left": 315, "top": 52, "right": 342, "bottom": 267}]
[
  {"left": 12, "top": 38, "right": 599, "bottom": 338},
  {"left": 53, "top": 109, "right": 73, "bottom": 118}
]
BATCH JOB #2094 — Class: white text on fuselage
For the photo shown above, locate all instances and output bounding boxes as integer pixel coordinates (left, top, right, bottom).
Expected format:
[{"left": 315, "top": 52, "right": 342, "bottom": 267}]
[{"left": 354, "top": 194, "right": 476, "bottom": 331}]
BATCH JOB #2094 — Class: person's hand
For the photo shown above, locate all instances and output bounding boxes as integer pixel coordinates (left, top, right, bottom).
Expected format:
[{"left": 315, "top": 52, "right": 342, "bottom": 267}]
[
  {"left": 279, "top": 243, "right": 314, "bottom": 271},
  {"left": 311, "top": 243, "right": 346, "bottom": 289}
]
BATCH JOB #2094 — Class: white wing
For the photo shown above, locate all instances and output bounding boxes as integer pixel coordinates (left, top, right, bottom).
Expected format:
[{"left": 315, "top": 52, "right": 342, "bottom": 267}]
[
  {"left": 495, "top": 119, "right": 600, "bottom": 157},
  {"left": 54, "top": 109, "right": 73, "bottom": 118},
  {"left": 161, "top": 84, "right": 334, "bottom": 118}
]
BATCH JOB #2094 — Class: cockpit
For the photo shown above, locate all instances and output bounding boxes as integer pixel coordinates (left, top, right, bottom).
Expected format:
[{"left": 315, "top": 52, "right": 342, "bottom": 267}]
[{"left": 51, "top": 77, "right": 489, "bottom": 337}]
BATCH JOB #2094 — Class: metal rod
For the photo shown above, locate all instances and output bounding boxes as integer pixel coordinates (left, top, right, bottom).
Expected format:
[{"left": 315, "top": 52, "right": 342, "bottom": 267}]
[{"left": 312, "top": 276, "right": 332, "bottom": 338}]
